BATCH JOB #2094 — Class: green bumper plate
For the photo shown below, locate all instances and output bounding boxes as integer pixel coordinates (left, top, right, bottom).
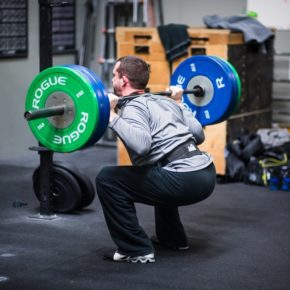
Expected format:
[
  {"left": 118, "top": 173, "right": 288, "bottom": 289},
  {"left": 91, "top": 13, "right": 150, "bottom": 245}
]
[{"left": 25, "top": 66, "right": 99, "bottom": 152}]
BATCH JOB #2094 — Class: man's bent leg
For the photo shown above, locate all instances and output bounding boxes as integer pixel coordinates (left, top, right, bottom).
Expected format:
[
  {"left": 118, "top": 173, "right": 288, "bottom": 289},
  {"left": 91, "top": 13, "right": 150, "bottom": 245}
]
[
  {"left": 154, "top": 206, "right": 188, "bottom": 248},
  {"left": 95, "top": 166, "right": 155, "bottom": 256}
]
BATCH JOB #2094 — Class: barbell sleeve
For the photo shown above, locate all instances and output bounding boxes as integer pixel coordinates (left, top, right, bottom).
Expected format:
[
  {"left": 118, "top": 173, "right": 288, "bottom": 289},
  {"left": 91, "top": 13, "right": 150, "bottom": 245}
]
[{"left": 24, "top": 105, "right": 66, "bottom": 121}]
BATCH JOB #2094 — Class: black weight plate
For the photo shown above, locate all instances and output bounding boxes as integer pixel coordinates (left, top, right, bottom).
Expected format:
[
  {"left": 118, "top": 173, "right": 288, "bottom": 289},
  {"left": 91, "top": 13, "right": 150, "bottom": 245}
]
[
  {"left": 33, "top": 166, "right": 82, "bottom": 213},
  {"left": 53, "top": 161, "right": 95, "bottom": 208}
]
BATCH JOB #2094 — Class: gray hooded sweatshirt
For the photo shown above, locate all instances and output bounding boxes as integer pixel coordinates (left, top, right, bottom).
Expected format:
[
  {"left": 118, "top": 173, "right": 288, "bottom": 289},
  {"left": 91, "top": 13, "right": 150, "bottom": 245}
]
[{"left": 109, "top": 94, "right": 213, "bottom": 172}]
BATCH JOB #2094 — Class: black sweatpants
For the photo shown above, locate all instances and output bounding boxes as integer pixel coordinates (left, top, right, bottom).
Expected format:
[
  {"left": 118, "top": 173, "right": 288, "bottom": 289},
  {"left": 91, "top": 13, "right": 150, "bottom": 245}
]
[{"left": 95, "top": 163, "right": 216, "bottom": 256}]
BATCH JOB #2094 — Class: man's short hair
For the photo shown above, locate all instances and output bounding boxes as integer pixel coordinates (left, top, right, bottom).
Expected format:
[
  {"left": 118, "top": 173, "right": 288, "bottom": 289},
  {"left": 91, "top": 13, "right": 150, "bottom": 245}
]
[{"left": 116, "top": 56, "right": 150, "bottom": 89}]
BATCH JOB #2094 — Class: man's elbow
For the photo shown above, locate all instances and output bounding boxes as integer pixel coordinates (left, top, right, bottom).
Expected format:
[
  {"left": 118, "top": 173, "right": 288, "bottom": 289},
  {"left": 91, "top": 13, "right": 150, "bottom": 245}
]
[
  {"left": 195, "top": 132, "right": 205, "bottom": 145},
  {"left": 135, "top": 142, "right": 151, "bottom": 155},
  {"left": 134, "top": 136, "right": 152, "bottom": 155}
]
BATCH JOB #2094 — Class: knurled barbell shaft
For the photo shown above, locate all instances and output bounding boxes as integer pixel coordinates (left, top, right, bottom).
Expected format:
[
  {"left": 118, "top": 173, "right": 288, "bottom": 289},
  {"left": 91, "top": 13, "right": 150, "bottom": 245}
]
[
  {"left": 117, "top": 85, "right": 204, "bottom": 108},
  {"left": 157, "top": 86, "right": 204, "bottom": 97},
  {"left": 24, "top": 105, "right": 65, "bottom": 121}
]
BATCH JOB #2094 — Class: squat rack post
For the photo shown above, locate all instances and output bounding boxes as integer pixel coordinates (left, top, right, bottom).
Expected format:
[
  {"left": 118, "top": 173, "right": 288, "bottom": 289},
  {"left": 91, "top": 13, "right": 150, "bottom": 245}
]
[{"left": 31, "top": 0, "right": 68, "bottom": 219}]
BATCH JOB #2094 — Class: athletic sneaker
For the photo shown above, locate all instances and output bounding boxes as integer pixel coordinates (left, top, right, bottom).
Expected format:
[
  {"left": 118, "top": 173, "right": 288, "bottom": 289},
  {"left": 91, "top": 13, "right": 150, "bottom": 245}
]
[
  {"left": 103, "top": 251, "right": 155, "bottom": 263},
  {"left": 151, "top": 236, "right": 190, "bottom": 251}
]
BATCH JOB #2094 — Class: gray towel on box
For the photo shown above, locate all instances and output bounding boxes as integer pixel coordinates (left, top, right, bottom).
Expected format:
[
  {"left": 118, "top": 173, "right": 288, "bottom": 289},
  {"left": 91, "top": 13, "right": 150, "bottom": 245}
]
[{"left": 203, "top": 15, "right": 274, "bottom": 44}]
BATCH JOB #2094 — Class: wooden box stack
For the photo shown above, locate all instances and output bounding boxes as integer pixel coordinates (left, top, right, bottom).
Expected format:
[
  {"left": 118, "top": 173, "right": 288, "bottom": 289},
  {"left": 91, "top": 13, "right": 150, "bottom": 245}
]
[{"left": 115, "top": 27, "right": 273, "bottom": 175}]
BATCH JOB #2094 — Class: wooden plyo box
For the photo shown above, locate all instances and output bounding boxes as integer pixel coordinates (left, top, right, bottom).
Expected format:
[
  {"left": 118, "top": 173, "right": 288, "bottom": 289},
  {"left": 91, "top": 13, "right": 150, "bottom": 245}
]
[
  {"left": 115, "top": 27, "right": 273, "bottom": 175},
  {"left": 115, "top": 27, "right": 243, "bottom": 59},
  {"left": 115, "top": 27, "right": 244, "bottom": 89},
  {"left": 117, "top": 122, "right": 228, "bottom": 171},
  {"left": 115, "top": 27, "right": 166, "bottom": 61}
]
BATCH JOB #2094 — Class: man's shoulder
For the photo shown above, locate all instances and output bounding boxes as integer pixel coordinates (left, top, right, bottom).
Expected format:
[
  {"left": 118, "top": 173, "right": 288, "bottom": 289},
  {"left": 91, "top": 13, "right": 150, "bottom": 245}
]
[{"left": 129, "top": 93, "right": 153, "bottom": 104}]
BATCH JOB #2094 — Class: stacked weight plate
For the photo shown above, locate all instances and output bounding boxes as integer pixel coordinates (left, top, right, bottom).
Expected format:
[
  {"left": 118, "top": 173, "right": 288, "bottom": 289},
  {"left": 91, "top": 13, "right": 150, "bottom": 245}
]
[
  {"left": 170, "top": 55, "right": 241, "bottom": 126},
  {"left": 33, "top": 161, "right": 95, "bottom": 213}
]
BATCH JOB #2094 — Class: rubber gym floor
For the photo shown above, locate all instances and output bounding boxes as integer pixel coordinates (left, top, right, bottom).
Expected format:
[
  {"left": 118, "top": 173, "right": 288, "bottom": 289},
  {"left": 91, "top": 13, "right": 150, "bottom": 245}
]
[{"left": 0, "top": 145, "right": 290, "bottom": 290}]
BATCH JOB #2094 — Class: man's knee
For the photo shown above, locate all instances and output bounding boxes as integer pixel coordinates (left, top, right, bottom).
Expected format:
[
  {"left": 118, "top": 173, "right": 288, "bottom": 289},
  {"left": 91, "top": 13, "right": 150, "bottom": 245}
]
[
  {"left": 95, "top": 167, "right": 113, "bottom": 199},
  {"left": 96, "top": 166, "right": 116, "bottom": 182},
  {"left": 95, "top": 166, "right": 121, "bottom": 194}
]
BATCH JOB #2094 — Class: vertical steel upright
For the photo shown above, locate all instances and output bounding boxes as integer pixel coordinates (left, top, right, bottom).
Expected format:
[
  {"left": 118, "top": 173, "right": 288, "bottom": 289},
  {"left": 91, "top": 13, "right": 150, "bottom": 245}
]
[{"left": 34, "top": 0, "right": 55, "bottom": 218}]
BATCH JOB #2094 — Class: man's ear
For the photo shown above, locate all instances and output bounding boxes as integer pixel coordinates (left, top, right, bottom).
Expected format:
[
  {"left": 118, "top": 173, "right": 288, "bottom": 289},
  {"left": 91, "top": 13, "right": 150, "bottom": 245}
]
[{"left": 122, "top": 75, "right": 129, "bottom": 87}]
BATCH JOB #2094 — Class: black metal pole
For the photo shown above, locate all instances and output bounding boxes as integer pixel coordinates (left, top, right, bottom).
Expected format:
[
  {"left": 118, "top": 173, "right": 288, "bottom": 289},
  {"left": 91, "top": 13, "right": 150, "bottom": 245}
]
[
  {"left": 38, "top": 0, "right": 54, "bottom": 216},
  {"left": 39, "top": 0, "right": 53, "bottom": 70}
]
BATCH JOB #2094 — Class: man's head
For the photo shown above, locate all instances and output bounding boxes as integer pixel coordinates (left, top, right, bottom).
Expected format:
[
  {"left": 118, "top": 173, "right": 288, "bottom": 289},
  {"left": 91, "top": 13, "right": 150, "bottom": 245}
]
[{"left": 112, "top": 56, "right": 150, "bottom": 96}]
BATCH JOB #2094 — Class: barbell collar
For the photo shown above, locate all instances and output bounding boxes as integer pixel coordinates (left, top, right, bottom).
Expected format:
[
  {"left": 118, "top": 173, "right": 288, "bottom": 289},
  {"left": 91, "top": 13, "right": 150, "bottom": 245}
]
[
  {"left": 184, "top": 85, "right": 204, "bottom": 97},
  {"left": 24, "top": 105, "right": 66, "bottom": 121}
]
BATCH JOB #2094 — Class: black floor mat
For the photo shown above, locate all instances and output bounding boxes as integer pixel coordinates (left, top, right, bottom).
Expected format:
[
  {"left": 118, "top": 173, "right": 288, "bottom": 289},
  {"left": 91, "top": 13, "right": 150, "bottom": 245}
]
[{"left": 1, "top": 146, "right": 290, "bottom": 290}]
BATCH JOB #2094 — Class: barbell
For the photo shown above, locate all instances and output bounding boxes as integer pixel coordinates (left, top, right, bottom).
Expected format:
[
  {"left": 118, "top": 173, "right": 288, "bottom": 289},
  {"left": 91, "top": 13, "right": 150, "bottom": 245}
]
[{"left": 24, "top": 55, "right": 241, "bottom": 153}]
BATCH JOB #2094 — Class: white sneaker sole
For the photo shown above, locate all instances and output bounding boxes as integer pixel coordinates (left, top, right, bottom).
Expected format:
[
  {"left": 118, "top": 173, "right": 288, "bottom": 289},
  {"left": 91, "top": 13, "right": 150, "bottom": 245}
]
[
  {"left": 109, "top": 251, "right": 155, "bottom": 263},
  {"left": 129, "top": 255, "right": 155, "bottom": 263}
]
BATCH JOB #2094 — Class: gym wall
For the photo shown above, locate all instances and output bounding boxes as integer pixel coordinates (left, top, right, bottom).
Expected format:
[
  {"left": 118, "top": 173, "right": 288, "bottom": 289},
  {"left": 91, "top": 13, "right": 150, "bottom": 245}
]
[
  {"left": 0, "top": 0, "right": 85, "bottom": 160},
  {"left": 0, "top": 0, "right": 246, "bottom": 160}
]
